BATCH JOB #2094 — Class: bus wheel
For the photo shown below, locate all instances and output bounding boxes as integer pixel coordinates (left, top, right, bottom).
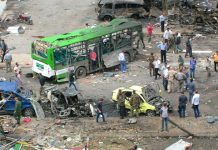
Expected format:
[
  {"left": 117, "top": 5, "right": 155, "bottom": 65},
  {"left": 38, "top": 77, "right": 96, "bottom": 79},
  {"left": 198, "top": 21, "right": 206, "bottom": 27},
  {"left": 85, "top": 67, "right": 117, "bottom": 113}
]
[
  {"left": 103, "top": 15, "right": 112, "bottom": 21},
  {"left": 124, "top": 53, "right": 130, "bottom": 64},
  {"left": 75, "top": 67, "right": 87, "bottom": 79}
]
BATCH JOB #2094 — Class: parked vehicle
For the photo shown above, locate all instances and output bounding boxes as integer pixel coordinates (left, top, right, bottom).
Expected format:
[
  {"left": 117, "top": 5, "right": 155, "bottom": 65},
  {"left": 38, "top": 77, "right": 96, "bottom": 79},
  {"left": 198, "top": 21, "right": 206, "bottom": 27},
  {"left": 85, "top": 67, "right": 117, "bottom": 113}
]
[
  {"left": 17, "top": 13, "right": 33, "bottom": 25},
  {"left": 31, "top": 18, "right": 142, "bottom": 82},
  {"left": 97, "top": 0, "right": 149, "bottom": 21},
  {"left": 112, "top": 85, "right": 173, "bottom": 116},
  {"left": 0, "top": 82, "right": 35, "bottom": 117}
]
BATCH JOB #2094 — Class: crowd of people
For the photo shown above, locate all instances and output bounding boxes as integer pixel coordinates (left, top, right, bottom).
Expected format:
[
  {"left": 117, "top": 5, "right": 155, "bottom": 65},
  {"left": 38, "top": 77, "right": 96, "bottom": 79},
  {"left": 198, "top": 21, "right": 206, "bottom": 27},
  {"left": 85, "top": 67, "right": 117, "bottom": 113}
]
[{"left": 115, "top": 14, "right": 218, "bottom": 132}]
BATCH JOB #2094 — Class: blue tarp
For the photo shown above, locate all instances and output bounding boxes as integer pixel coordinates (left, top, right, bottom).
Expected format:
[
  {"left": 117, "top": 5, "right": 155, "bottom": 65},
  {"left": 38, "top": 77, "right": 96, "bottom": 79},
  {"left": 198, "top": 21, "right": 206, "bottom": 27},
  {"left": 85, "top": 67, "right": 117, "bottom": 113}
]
[{"left": 0, "top": 82, "right": 17, "bottom": 92}]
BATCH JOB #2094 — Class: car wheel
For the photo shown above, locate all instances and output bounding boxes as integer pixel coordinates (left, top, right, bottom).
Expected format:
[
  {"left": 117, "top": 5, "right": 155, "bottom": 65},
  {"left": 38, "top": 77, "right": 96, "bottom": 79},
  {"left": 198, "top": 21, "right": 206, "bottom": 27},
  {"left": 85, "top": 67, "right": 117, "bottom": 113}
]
[
  {"left": 124, "top": 53, "right": 130, "bottom": 64},
  {"left": 23, "top": 108, "right": 35, "bottom": 117},
  {"left": 75, "top": 67, "right": 87, "bottom": 79},
  {"left": 103, "top": 15, "right": 112, "bottom": 21},
  {"left": 146, "top": 110, "right": 156, "bottom": 117}
]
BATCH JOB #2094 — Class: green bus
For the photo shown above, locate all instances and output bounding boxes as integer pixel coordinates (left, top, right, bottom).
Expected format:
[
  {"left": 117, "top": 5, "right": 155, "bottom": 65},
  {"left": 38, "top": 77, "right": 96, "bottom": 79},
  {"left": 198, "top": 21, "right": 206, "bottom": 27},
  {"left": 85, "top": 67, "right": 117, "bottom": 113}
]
[{"left": 31, "top": 18, "right": 143, "bottom": 82}]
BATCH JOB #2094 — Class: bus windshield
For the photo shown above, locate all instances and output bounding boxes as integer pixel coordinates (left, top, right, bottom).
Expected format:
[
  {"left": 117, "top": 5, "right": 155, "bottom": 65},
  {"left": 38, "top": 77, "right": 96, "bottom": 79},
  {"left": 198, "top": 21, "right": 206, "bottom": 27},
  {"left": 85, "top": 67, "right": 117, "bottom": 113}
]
[{"left": 32, "top": 40, "right": 49, "bottom": 59}]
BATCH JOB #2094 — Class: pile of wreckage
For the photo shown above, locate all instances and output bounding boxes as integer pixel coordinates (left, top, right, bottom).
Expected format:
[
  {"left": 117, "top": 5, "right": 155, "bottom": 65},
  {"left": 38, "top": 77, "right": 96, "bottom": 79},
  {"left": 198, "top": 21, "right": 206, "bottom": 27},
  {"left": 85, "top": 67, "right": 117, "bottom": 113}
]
[{"left": 166, "top": 0, "right": 218, "bottom": 34}]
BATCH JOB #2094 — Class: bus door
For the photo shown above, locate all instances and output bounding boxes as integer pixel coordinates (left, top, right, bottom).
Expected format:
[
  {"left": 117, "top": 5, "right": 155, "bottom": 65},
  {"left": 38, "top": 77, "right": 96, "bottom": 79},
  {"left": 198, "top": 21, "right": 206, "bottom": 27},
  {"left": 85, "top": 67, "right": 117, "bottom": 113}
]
[{"left": 87, "top": 43, "right": 102, "bottom": 72}]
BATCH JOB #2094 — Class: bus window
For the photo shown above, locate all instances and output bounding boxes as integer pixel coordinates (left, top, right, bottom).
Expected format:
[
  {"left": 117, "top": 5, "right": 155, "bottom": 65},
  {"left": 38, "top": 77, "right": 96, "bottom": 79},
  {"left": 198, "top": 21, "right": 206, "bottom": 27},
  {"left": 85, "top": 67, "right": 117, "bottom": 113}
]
[
  {"left": 32, "top": 41, "right": 48, "bottom": 59},
  {"left": 54, "top": 48, "right": 67, "bottom": 66},
  {"left": 68, "top": 42, "right": 86, "bottom": 64}
]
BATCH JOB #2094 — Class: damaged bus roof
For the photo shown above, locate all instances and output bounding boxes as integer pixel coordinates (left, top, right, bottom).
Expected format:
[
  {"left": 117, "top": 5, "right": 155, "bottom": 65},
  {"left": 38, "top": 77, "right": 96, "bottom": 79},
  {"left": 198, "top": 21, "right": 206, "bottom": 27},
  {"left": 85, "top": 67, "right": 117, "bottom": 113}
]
[{"left": 40, "top": 18, "right": 142, "bottom": 47}]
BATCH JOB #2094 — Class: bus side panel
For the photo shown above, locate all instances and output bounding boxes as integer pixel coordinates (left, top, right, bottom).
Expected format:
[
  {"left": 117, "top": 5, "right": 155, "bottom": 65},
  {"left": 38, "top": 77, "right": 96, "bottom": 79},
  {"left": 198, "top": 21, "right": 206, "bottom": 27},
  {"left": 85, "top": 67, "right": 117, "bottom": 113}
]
[{"left": 102, "top": 46, "right": 133, "bottom": 68}]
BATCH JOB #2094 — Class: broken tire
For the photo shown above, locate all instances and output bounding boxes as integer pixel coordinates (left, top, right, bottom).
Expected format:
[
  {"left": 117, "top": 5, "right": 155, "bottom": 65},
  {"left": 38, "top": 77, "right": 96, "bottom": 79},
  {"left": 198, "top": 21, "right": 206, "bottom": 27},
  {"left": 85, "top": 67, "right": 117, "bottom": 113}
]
[
  {"left": 75, "top": 67, "right": 87, "bottom": 79},
  {"left": 146, "top": 110, "right": 156, "bottom": 117},
  {"left": 23, "top": 108, "right": 35, "bottom": 117}
]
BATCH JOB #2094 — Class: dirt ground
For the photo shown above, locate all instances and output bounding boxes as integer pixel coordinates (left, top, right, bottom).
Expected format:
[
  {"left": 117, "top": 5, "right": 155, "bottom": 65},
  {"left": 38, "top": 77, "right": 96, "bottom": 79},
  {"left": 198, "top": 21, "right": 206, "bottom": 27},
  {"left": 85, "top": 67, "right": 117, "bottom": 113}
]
[{"left": 0, "top": 0, "right": 218, "bottom": 149}]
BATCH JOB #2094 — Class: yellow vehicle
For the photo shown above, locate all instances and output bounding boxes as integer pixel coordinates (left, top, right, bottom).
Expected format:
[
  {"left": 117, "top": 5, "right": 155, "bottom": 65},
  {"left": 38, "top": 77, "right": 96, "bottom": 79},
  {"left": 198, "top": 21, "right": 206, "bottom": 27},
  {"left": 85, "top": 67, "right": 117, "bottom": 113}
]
[{"left": 112, "top": 85, "right": 172, "bottom": 116}]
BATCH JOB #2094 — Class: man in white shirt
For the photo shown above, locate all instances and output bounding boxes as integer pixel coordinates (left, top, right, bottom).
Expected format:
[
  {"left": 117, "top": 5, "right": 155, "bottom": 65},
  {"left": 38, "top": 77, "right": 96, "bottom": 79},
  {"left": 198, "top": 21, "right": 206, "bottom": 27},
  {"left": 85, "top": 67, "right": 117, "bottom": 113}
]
[
  {"left": 118, "top": 51, "right": 126, "bottom": 73},
  {"left": 162, "top": 64, "right": 170, "bottom": 91},
  {"left": 163, "top": 28, "right": 171, "bottom": 43},
  {"left": 153, "top": 57, "right": 161, "bottom": 80},
  {"left": 158, "top": 41, "right": 167, "bottom": 63},
  {"left": 159, "top": 13, "right": 166, "bottom": 32},
  {"left": 192, "top": 90, "right": 200, "bottom": 118}
]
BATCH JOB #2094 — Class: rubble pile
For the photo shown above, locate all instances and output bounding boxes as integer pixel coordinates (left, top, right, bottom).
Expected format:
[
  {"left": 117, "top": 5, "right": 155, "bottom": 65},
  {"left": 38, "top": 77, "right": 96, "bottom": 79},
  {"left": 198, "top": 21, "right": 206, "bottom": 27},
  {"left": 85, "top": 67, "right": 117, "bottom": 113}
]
[{"left": 39, "top": 86, "right": 94, "bottom": 118}]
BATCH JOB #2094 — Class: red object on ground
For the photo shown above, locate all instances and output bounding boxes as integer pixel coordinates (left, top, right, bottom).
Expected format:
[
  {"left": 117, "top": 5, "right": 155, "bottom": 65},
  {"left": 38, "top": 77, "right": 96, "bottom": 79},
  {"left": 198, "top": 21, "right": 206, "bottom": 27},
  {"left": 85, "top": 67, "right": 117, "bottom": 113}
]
[{"left": 23, "top": 117, "right": 32, "bottom": 123}]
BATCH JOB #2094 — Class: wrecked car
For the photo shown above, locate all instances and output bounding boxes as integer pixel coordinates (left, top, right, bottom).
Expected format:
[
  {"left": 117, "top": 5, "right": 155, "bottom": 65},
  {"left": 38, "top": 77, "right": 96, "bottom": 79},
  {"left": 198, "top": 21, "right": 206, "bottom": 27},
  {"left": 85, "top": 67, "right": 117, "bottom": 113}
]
[
  {"left": 96, "top": 0, "right": 149, "bottom": 21},
  {"left": 112, "top": 85, "right": 173, "bottom": 116},
  {"left": 40, "top": 85, "right": 94, "bottom": 118},
  {"left": 0, "top": 82, "right": 35, "bottom": 117}
]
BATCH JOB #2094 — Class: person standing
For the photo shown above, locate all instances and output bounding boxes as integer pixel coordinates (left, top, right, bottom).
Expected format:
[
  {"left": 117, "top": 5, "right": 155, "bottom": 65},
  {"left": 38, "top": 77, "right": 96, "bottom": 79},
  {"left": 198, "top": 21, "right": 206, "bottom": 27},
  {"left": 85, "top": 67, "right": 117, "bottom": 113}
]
[
  {"left": 158, "top": 41, "right": 167, "bottom": 63},
  {"left": 175, "top": 69, "right": 186, "bottom": 92},
  {"left": 69, "top": 69, "right": 78, "bottom": 91},
  {"left": 14, "top": 62, "right": 21, "bottom": 76},
  {"left": 212, "top": 51, "right": 218, "bottom": 72},
  {"left": 160, "top": 102, "right": 169, "bottom": 132},
  {"left": 89, "top": 49, "right": 97, "bottom": 70},
  {"left": 189, "top": 57, "right": 197, "bottom": 79},
  {"left": 168, "top": 67, "right": 177, "bottom": 93},
  {"left": 183, "top": 66, "right": 189, "bottom": 91},
  {"left": 16, "top": 71, "right": 23, "bottom": 87},
  {"left": 117, "top": 89, "right": 126, "bottom": 119},
  {"left": 162, "top": 64, "right": 170, "bottom": 91},
  {"left": 163, "top": 28, "right": 171, "bottom": 44},
  {"left": 146, "top": 23, "right": 153, "bottom": 44},
  {"left": 118, "top": 51, "right": 126, "bottom": 73},
  {"left": 148, "top": 53, "right": 155, "bottom": 76},
  {"left": 14, "top": 97, "right": 22, "bottom": 125},
  {"left": 153, "top": 57, "right": 161, "bottom": 80},
  {"left": 192, "top": 91, "right": 200, "bottom": 118},
  {"left": 175, "top": 33, "right": 182, "bottom": 53},
  {"left": 188, "top": 78, "right": 196, "bottom": 103},
  {"left": 129, "top": 90, "right": 140, "bottom": 118},
  {"left": 96, "top": 98, "right": 106, "bottom": 122},
  {"left": 178, "top": 92, "right": 188, "bottom": 118},
  {"left": 159, "top": 13, "right": 166, "bottom": 32},
  {"left": 3, "top": 51, "right": 12, "bottom": 73},
  {"left": 205, "top": 56, "right": 212, "bottom": 78},
  {"left": 38, "top": 73, "right": 46, "bottom": 95},
  {"left": 185, "top": 37, "right": 192, "bottom": 57},
  {"left": 136, "top": 31, "right": 145, "bottom": 49},
  {"left": 0, "top": 40, "right": 8, "bottom": 63},
  {"left": 178, "top": 55, "right": 184, "bottom": 70}
]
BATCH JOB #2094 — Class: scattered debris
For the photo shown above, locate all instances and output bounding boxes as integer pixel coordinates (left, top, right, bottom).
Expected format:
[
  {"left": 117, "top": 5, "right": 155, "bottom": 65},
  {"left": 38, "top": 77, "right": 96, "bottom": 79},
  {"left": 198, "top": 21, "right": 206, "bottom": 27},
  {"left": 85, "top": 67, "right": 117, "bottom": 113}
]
[
  {"left": 165, "top": 139, "right": 192, "bottom": 150},
  {"left": 127, "top": 118, "right": 137, "bottom": 124},
  {"left": 103, "top": 72, "right": 115, "bottom": 77},
  {"left": 207, "top": 116, "right": 218, "bottom": 124},
  {"left": 6, "top": 26, "right": 25, "bottom": 34}
]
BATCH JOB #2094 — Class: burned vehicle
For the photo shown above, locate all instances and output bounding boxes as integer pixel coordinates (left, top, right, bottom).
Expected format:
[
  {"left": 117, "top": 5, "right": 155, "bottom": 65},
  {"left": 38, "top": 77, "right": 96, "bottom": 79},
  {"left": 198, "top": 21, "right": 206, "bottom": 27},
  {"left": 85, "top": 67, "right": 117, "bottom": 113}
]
[
  {"left": 112, "top": 84, "right": 173, "bottom": 116},
  {"left": 40, "top": 86, "right": 94, "bottom": 118},
  {"left": 96, "top": 0, "right": 149, "bottom": 21}
]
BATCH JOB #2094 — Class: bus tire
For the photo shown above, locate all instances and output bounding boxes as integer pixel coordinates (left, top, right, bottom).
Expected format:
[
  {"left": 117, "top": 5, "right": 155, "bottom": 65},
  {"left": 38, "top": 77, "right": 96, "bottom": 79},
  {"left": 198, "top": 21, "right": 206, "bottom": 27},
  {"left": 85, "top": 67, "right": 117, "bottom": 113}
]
[
  {"left": 75, "top": 67, "right": 87, "bottom": 79},
  {"left": 103, "top": 15, "right": 112, "bottom": 21},
  {"left": 25, "top": 73, "right": 34, "bottom": 78},
  {"left": 124, "top": 53, "right": 131, "bottom": 64}
]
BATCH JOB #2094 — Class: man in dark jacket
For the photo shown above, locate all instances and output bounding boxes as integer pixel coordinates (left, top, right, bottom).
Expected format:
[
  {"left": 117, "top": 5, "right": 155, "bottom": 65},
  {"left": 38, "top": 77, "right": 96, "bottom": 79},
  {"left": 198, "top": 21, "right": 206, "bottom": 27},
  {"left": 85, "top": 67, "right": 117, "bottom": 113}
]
[
  {"left": 0, "top": 40, "right": 8, "bottom": 63},
  {"left": 38, "top": 73, "right": 46, "bottom": 94},
  {"left": 188, "top": 78, "right": 196, "bottom": 103},
  {"left": 69, "top": 69, "right": 78, "bottom": 91},
  {"left": 178, "top": 92, "right": 188, "bottom": 118},
  {"left": 96, "top": 98, "right": 105, "bottom": 123},
  {"left": 117, "top": 89, "right": 126, "bottom": 119},
  {"left": 14, "top": 97, "right": 22, "bottom": 125}
]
